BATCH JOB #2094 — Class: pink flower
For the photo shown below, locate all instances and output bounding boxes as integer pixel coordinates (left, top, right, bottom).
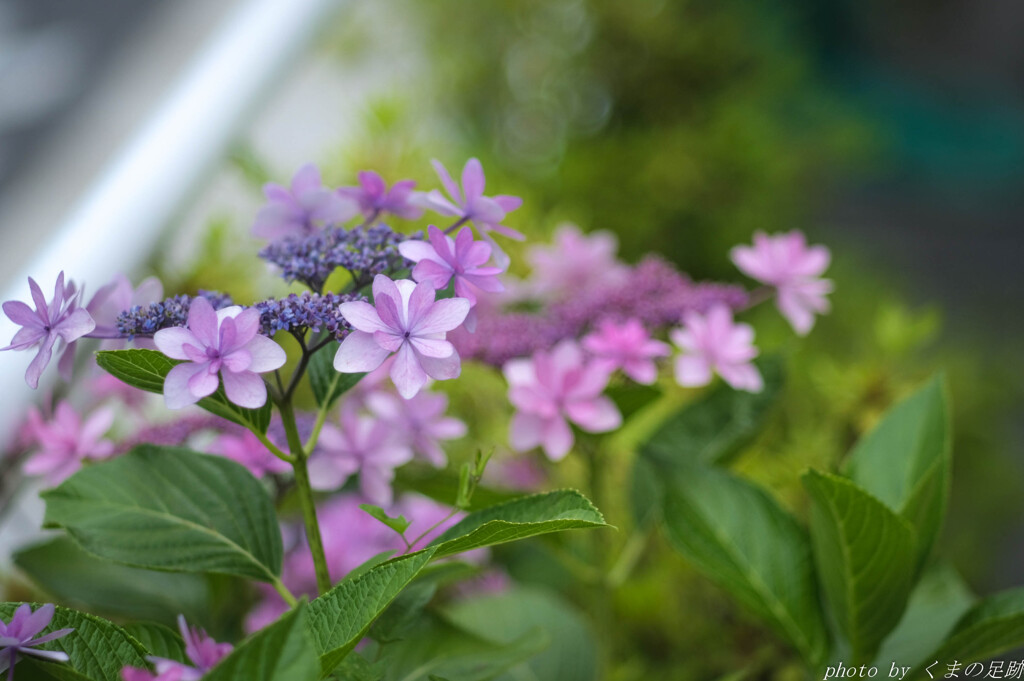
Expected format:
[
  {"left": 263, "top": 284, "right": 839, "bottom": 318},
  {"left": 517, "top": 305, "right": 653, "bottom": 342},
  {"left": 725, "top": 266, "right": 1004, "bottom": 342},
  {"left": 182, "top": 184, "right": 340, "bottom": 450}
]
[
  {"left": 730, "top": 230, "right": 833, "bottom": 335},
  {"left": 366, "top": 390, "right": 467, "bottom": 467},
  {"left": 206, "top": 429, "right": 290, "bottom": 477},
  {"left": 153, "top": 298, "right": 286, "bottom": 410},
  {"left": 86, "top": 274, "right": 163, "bottom": 340},
  {"left": 309, "top": 403, "right": 412, "bottom": 505},
  {"left": 334, "top": 275, "right": 470, "bottom": 399},
  {"left": 252, "top": 163, "right": 357, "bottom": 241},
  {"left": 420, "top": 158, "right": 523, "bottom": 267},
  {"left": 527, "top": 224, "right": 629, "bottom": 299},
  {"left": 121, "top": 615, "right": 231, "bottom": 681},
  {"left": 22, "top": 401, "right": 115, "bottom": 485},
  {"left": 398, "top": 226, "right": 505, "bottom": 306},
  {"left": 582, "top": 318, "right": 670, "bottom": 385},
  {"left": 0, "top": 603, "right": 73, "bottom": 677},
  {"left": 504, "top": 340, "right": 622, "bottom": 461},
  {"left": 2, "top": 272, "right": 95, "bottom": 389},
  {"left": 337, "top": 170, "right": 424, "bottom": 221},
  {"left": 670, "top": 305, "right": 763, "bottom": 392}
]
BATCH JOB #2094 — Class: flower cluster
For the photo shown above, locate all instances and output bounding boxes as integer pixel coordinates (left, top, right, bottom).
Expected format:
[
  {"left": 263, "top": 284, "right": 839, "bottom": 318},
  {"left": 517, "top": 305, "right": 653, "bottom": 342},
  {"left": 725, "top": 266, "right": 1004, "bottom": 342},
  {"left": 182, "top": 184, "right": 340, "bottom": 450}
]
[
  {"left": 254, "top": 291, "right": 364, "bottom": 340},
  {"left": 116, "top": 291, "right": 234, "bottom": 339}
]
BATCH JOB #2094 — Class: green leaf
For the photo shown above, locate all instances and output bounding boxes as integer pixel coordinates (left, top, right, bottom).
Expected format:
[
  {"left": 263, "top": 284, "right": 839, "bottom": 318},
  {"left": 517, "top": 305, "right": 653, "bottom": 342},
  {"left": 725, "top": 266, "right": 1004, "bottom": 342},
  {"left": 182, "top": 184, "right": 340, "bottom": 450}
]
[
  {"left": 640, "top": 356, "right": 782, "bottom": 467},
  {"left": 95, "top": 349, "right": 271, "bottom": 433},
  {"left": 360, "top": 504, "right": 412, "bottom": 536},
  {"left": 308, "top": 549, "right": 437, "bottom": 676},
  {"left": 874, "top": 562, "right": 974, "bottom": 670},
  {"left": 14, "top": 536, "right": 209, "bottom": 625},
  {"left": 42, "top": 445, "right": 283, "bottom": 583},
  {"left": 332, "top": 652, "right": 384, "bottom": 681},
  {"left": 802, "top": 470, "right": 918, "bottom": 664},
  {"left": 605, "top": 382, "right": 661, "bottom": 420},
  {"left": 659, "top": 462, "right": 827, "bottom": 666},
  {"left": 844, "top": 375, "right": 950, "bottom": 572},
  {"left": 428, "top": 490, "right": 608, "bottom": 559},
  {"left": 122, "top": 622, "right": 187, "bottom": 662},
  {"left": 205, "top": 603, "right": 319, "bottom": 681},
  {"left": 0, "top": 603, "right": 148, "bottom": 681},
  {"left": 919, "top": 587, "right": 1024, "bottom": 670},
  {"left": 308, "top": 341, "right": 365, "bottom": 409}
]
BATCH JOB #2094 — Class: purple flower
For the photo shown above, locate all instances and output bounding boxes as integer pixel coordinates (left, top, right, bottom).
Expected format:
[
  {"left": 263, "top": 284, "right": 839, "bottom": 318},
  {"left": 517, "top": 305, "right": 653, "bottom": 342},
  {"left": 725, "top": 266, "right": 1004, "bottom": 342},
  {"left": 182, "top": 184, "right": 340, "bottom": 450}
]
[
  {"left": 153, "top": 298, "right": 286, "bottom": 409},
  {"left": 21, "top": 402, "right": 116, "bottom": 485},
  {"left": 252, "top": 163, "right": 357, "bottom": 241},
  {"left": 334, "top": 275, "right": 470, "bottom": 399},
  {"left": 0, "top": 604, "right": 74, "bottom": 679},
  {"left": 309, "top": 403, "right": 412, "bottom": 505},
  {"left": 206, "top": 429, "right": 290, "bottom": 478},
  {"left": 730, "top": 230, "right": 833, "bottom": 335},
  {"left": 527, "top": 223, "right": 629, "bottom": 299},
  {"left": 116, "top": 291, "right": 234, "bottom": 339},
  {"left": 582, "top": 318, "right": 670, "bottom": 385},
  {"left": 121, "top": 615, "right": 231, "bottom": 681},
  {"left": 420, "top": 158, "right": 523, "bottom": 267},
  {"left": 337, "top": 170, "right": 424, "bottom": 221},
  {"left": 398, "top": 226, "right": 505, "bottom": 306},
  {"left": 86, "top": 274, "right": 164, "bottom": 339},
  {"left": 671, "top": 305, "right": 763, "bottom": 392},
  {"left": 254, "top": 291, "right": 362, "bottom": 340},
  {"left": 2, "top": 272, "right": 95, "bottom": 389},
  {"left": 504, "top": 340, "right": 622, "bottom": 461},
  {"left": 366, "top": 389, "right": 467, "bottom": 467}
]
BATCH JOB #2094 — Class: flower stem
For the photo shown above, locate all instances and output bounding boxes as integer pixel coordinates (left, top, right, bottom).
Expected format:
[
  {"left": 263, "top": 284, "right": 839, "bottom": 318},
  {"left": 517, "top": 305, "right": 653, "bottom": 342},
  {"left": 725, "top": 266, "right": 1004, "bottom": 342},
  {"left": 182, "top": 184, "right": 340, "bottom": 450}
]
[
  {"left": 271, "top": 575, "right": 299, "bottom": 607},
  {"left": 444, "top": 216, "right": 469, "bottom": 235}
]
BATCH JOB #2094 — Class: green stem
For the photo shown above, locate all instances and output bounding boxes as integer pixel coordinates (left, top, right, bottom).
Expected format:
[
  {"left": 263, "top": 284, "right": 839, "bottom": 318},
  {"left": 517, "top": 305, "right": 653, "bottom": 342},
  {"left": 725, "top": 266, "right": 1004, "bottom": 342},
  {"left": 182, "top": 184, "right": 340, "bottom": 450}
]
[
  {"left": 304, "top": 371, "right": 340, "bottom": 456},
  {"left": 271, "top": 575, "right": 298, "bottom": 607},
  {"left": 253, "top": 430, "right": 295, "bottom": 464},
  {"left": 403, "top": 508, "right": 458, "bottom": 554},
  {"left": 607, "top": 526, "right": 650, "bottom": 587}
]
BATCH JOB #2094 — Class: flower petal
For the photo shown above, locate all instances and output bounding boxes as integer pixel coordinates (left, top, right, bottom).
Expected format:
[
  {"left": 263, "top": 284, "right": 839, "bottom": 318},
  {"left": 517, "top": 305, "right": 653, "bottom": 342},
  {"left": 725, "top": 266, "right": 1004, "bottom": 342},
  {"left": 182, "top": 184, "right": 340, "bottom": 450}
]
[
  {"left": 431, "top": 159, "right": 463, "bottom": 205},
  {"left": 461, "top": 158, "right": 485, "bottom": 201},
  {"left": 187, "top": 297, "right": 219, "bottom": 348},
  {"left": 390, "top": 343, "right": 428, "bottom": 399},
  {"left": 565, "top": 397, "right": 622, "bottom": 433},
  {"left": 541, "top": 417, "right": 574, "bottom": 461},
  {"left": 163, "top": 362, "right": 208, "bottom": 409},
  {"left": 154, "top": 327, "right": 202, "bottom": 361},
  {"left": 411, "top": 297, "right": 470, "bottom": 336},
  {"left": 339, "top": 301, "right": 389, "bottom": 334},
  {"left": 221, "top": 371, "right": 269, "bottom": 408},
  {"left": 334, "top": 331, "right": 391, "bottom": 373},
  {"left": 244, "top": 335, "right": 287, "bottom": 372}
]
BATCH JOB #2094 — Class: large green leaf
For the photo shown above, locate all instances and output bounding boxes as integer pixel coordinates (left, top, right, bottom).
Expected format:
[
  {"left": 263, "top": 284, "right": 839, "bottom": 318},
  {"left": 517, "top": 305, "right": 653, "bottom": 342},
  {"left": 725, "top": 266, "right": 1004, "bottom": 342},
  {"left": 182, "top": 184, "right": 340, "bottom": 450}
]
[
  {"left": 0, "top": 603, "right": 148, "bottom": 681},
  {"left": 14, "top": 536, "right": 209, "bottom": 625},
  {"left": 428, "top": 490, "right": 607, "bottom": 559},
  {"left": 205, "top": 604, "right": 319, "bottom": 681},
  {"left": 917, "top": 587, "right": 1024, "bottom": 672},
  {"left": 802, "top": 470, "right": 918, "bottom": 664},
  {"left": 308, "top": 549, "right": 437, "bottom": 676},
  {"left": 640, "top": 356, "right": 782, "bottom": 468},
  {"left": 844, "top": 375, "right": 950, "bottom": 571},
  {"left": 95, "top": 349, "right": 272, "bottom": 433},
  {"left": 41, "top": 445, "right": 283, "bottom": 583},
  {"left": 660, "top": 462, "right": 827, "bottom": 666},
  {"left": 308, "top": 341, "right": 365, "bottom": 409}
]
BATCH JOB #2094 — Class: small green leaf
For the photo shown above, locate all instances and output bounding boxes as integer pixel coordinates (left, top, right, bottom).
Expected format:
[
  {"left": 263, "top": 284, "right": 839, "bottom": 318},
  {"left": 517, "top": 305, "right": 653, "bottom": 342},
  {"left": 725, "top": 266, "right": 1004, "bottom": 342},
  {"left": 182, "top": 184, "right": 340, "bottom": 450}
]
[
  {"left": 919, "top": 587, "right": 1024, "bottom": 670},
  {"left": 802, "top": 470, "right": 918, "bottom": 664},
  {"left": 428, "top": 490, "right": 608, "bottom": 559},
  {"left": 122, "top": 622, "right": 187, "bottom": 662},
  {"left": 844, "top": 375, "right": 950, "bottom": 572},
  {"left": 96, "top": 349, "right": 271, "bottom": 433},
  {"left": 205, "top": 603, "right": 319, "bottom": 681},
  {"left": 0, "top": 603, "right": 148, "bottom": 681},
  {"left": 660, "top": 462, "right": 827, "bottom": 666},
  {"left": 308, "top": 341, "right": 365, "bottom": 409},
  {"left": 641, "top": 356, "right": 782, "bottom": 467},
  {"left": 360, "top": 504, "right": 412, "bottom": 536},
  {"left": 42, "top": 445, "right": 283, "bottom": 583}
]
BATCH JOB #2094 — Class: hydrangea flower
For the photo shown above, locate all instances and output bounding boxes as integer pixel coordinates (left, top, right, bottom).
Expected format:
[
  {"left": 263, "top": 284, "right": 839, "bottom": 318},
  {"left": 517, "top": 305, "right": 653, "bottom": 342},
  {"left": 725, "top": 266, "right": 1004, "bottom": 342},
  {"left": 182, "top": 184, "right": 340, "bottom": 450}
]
[
  {"left": 334, "top": 275, "right": 470, "bottom": 399},
  {"left": 2, "top": 272, "right": 95, "bottom": 389},
  {"left": 0, "top": 603, "right": 74, "bottom": 679},
  {"left": 21, "top": 401, "right": 116, "bottom": 485},
  {"left": 309, "top": 403, "right": 412, "bottom": 505},
  {"left": 254, "top": 291, "right": 362, "bottom": 340},
  {"left": 86, "top": 274, "right": 164, "bottom": 339},
  {"left": 121, "top": 615, "right": 232, "bottom": 681},
  {"left": 116, "top": 291, "right": 234, "bottom": 339},
  {"left": 670, "top": 304, "right": 763, "bottom": 392},
  {"left": 252, "top": 163, "right": 356, "bottom": 241},
  {"left": 207, "top": 429, "right": 290, "bottom": 478},
  {"left": 337, "top": 170, "right": 424, "bottom": 221},
  {"left": 527, "top": 223, "right": 629, "bottom": 299},
  {"left": 398, "top": 226, "right": 505, "bottom": 306},
  {"left": 366, "top": 389, "right": 467, "bottom": 467},
  {"left": 582, "top": 318, "right": 671, "bottom": 385},
  {"left": 504, "top": 340, "right": 622, "bottom": 460},
  {"left": 153, "top": 298, "right": 286, "bottom": 409},
  {"left": 730, "top": 230, "right": 833, "bottom": 335}
]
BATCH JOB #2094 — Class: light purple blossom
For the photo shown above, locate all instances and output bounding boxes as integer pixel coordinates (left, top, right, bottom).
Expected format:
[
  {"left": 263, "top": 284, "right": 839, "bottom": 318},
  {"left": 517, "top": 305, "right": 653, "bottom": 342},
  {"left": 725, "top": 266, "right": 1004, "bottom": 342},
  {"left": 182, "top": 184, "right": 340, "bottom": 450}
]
[
  {"left": 730, "top": 230, "right": 833, "bottom": 335},
  {"left": 153, "top": 298, "right": 286, "bottom": 410},
  {"left": 309, "top": 403, "right": 412, "bottom": 505},
  {"left": 252, "top": 163, "right": 357, "bottom": 241},
  {"left": 337, "top": 170, "right": 424, "bottom": 221},
  {"left": 21, "top": 401, "right": 116, "bottom": 485},
  {"left": 582, "top": 318, "right": 670, "bottom": 385},
  {"left": 87, "top": 274, "right": 164, "bottom": 340},
  {"left": 334, "top": 275, "right": 470, "bottom": 399},
  {"left": 670, "top": 304, "right": 763, "bottom": 392},
  {"left": 121, "top": 615, "right": 232, "bottom": 681},
  {"left": 0, "top": 603, "right": 73, "bottom": 679},
  {"left": 2, "top": 272, "right": 95, "bottom": 389},
  {"left": 366, "top": 389, "right": 467, "bottom": 467},
  {"left": 206, "top": 429, "right": 290, "bottom": 478},
  {"left": 527, "top": 223, "right": 629, "bottom": 299},
  {"left": 398, "top": 226, "right": 505, "bottom": 307},
  {"left": 504, "top": 340, "right": 622, "bottom": 461}
]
